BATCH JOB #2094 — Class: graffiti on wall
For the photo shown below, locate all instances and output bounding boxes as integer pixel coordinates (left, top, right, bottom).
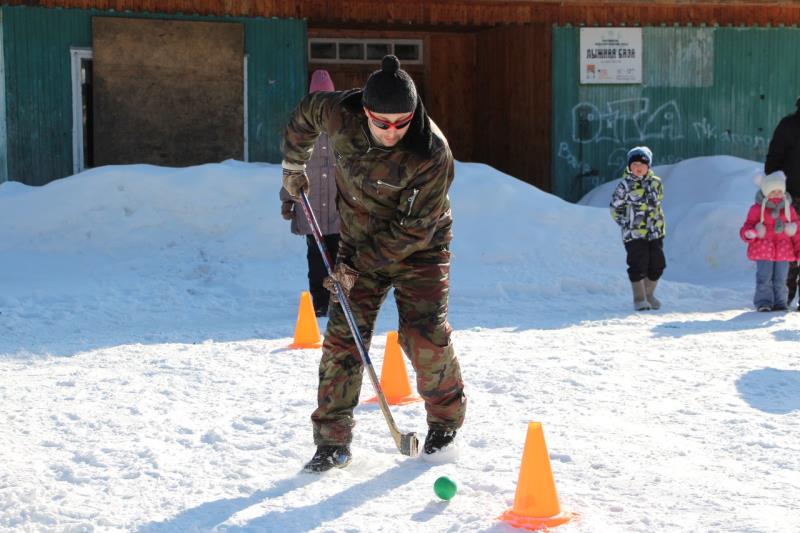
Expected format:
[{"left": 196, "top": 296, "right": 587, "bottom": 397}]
[
  {"left": 559, "top": 98, "right": 685, "bottom": 198},
  {"left": 691, "top": 117, "right": 769, "bottom": 152},
  {"left": 557, "top": 142, "right": 593, "bottom": 174},
  {"left": 558, "top": 97, "right": 771, "bottom": 200},
  {"left": 571, "top": 98, "right": 684, "bottom": 146}
]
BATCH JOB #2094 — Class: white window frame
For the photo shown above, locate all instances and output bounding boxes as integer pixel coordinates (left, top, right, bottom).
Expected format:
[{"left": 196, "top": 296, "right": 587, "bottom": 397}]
[
  {"left": 308, "top": 38, "right": 424, "bottom": 65},
  {"left": 70, "top": 47, "right": 92, "bottom": 174}
]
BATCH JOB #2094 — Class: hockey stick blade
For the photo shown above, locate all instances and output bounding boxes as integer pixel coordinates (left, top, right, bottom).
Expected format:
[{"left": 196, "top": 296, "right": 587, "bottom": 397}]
[{"left": 400, "top": 431, "right": 419, "bottom": 457}]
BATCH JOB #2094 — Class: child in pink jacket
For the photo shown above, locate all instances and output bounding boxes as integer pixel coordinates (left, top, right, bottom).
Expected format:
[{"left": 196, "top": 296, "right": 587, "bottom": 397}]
[{"left": 740, "top": 171, "right": 800, "bottom": 311}]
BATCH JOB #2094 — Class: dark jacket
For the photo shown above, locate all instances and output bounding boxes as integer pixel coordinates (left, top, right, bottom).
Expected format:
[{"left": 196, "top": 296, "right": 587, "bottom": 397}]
[
  {"left": 765, "top": 111, "right": 800, "bottom": 199},
  {"left": 280, "top": 133, "right": 340, "bottom": 236},
  {"left": 282, "top": 89, "right": 454, "bottom": 272}
]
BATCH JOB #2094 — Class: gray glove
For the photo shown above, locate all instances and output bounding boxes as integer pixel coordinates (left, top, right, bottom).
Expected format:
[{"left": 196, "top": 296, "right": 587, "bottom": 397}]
[
  {"left": 322, "top": 262, "right": 359, "bottom": 304},
  {"left": 282, "top": 168, "right": 309, "bottom": 198}
]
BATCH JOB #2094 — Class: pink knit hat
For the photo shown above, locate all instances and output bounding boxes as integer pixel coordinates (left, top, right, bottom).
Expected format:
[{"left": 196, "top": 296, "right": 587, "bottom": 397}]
[{"left": 309, "top": 69, "right": 335, "bottom": 93}]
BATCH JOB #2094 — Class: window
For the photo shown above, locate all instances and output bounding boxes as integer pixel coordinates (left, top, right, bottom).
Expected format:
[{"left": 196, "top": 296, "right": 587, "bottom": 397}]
[
  {"left": 338, "top": 42, "right": 364, "bottom": 61},
  {"left": 394, "top": 44, "right": 420, "bottom": 62},
  {"left": 309, "top": 38, "right": 423, "bottom": 64},
  {"left": 310, "top": 41, "right": 336, "bottom": 60},
  {"left": 366, "top": 43, "right": 391, "bottom": 60}
]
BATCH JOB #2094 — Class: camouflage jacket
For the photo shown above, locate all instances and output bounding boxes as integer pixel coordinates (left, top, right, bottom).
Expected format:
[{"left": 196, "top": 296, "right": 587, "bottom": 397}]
[
  {"left": 609, "top": 169, "right": 666, "bottom": 242},
  {"left": 282, "top": 89, "right": 454, "bottom": 272}
]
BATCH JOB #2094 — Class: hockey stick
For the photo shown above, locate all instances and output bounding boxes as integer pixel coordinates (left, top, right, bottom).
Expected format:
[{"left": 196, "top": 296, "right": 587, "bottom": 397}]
[{"left": 298, "top": 191, "right": 419, "bottom": 457}]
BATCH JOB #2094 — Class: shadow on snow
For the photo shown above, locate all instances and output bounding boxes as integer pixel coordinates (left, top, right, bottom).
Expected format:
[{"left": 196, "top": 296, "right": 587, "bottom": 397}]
[
  {"left": 735, "top": 368, "right": 800, "bottom": 414},
  {"left": 138, "top": 461, "right": 431, "bottom": 532}
]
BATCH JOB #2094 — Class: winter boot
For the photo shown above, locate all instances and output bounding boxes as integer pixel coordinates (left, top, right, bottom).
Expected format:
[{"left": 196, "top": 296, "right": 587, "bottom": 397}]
[
  {"left": 424, "top": 429, "right": 457, "bottom": 455},
  {"left": 644, "top": 278, "right": 661, "bottom": 310},
  {"left": 302, "top": 445, "right": 351, "bottom": 473},
  {"left": 631, "top": 280, "right": 651, "bottom": 311}
]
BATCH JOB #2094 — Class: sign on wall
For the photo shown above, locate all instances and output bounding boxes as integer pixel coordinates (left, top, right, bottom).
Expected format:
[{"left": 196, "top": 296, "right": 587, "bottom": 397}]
[{"left": 580, "top": 28, "right": 642, "bottom": 84}]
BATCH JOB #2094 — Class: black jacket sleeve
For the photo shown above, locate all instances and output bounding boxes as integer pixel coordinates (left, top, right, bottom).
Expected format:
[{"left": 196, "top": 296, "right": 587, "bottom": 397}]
[{"left": 765, "top": 115, "right": 798, "bottom": 175}]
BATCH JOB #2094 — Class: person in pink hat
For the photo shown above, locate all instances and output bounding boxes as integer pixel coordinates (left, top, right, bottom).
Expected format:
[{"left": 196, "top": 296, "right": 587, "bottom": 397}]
[{"left": 280, "top": 70, "right": 341, "bottom": 316}]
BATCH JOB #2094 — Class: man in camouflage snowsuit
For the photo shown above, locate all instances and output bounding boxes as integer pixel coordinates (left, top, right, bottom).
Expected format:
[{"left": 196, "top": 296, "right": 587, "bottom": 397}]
[{"left": 281, "top": 55, "right": 466, "bottom": 472}]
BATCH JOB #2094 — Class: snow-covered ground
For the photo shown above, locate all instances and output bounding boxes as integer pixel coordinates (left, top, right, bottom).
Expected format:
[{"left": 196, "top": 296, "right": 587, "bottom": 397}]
[{"left": 1, "top": 157, "right": 798, "bottom": 532}]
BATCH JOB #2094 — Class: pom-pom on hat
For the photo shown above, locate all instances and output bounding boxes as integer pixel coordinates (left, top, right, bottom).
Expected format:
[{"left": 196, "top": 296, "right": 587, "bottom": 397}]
[
  {"left": 309, "top": 69, "right": 335, "bottom": 93},
  {"left": 363, "top": 55, "right": 418, "bottom": 114},
  {"left": 627, "top": 146, "right": 653, "bottom": 168},
  {"left": 757, "top": 170, "right": 787, "bottom": 196}
]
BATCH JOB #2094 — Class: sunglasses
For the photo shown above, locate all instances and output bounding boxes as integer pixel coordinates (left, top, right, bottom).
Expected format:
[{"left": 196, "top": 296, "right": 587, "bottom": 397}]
[{"left": 365, "top": 108, "right": 414, "bottom": 130}]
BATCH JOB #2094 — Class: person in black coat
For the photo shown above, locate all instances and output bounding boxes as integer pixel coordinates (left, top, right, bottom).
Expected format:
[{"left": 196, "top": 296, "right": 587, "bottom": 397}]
[{"left": 765, "top": 97, "right": 800, "bottom": 309}]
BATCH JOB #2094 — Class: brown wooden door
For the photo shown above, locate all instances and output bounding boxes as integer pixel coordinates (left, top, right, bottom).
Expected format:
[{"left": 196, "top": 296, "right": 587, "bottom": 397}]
[{"left": 92, "top": 17, "right": 244, "bottom": 167}]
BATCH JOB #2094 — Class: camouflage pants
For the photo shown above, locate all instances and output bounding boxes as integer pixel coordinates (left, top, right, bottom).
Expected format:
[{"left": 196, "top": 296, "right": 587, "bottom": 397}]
[{"left": 311, "top": 246, "right": 466, "bottom": 445}]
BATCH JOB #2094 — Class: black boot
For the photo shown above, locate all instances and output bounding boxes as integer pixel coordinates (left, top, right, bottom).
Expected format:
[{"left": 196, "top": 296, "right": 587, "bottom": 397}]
[
  {"left": 423, "top": 429, "right": 457, "bottom": 455},
  {"left": 302, "top": 445, "right": 351, "bottom": 473}
]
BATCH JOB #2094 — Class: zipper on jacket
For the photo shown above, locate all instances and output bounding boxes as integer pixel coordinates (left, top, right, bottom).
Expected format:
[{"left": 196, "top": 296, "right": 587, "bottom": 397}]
[
  {"left": 400, "top": 188, "right": 421, "bottom": 227},
  {"left": 376, "top": 180, "right": 403, "bottom": 190}
]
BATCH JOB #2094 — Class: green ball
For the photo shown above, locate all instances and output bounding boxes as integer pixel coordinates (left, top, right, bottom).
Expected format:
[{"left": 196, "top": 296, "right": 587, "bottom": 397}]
[{"left": 433, "top": 476, "right": 457, "bottom": 500}]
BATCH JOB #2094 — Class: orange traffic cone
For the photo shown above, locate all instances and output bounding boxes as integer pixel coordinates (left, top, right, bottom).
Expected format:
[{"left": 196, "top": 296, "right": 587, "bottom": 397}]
[
  {"left": 499, "top": 422, "right": 575, "bottom": 530},
  {"left": 288, "top": 291, "right": 322, "bottom": 349},
  {"left": 364, "top": 331, "right": 422, "bottom": 405}
]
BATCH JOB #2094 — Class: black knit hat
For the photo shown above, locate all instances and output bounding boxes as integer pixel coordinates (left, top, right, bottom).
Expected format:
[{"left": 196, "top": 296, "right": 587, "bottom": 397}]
[{"left": 363, "top": 55, "right": 418, "bottom": 114}]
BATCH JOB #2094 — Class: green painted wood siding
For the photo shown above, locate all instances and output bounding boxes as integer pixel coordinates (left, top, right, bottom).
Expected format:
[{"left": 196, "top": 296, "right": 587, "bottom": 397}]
[
  {"left": 552, "top": 26, "right": 800, "bottom": 202},
  {"left": 0, "top": 9, "right": 7, "bottom": 183},
  {"left": 0, "top": 6, "right": 305, "bottom": 186},
  {"left": 245, "top": 17, "right": 307, "bottom": 166},
  {"left": 1, "top": 7, "right": 90, "bottom": 185}
]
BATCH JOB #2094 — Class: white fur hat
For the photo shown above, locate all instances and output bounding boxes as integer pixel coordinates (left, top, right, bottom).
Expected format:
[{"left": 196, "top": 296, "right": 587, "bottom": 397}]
[
  {"left": 754, "top": 170, "right": 795, "bottom": 234},
  {"left": 757, "top": 170, "right": 787, "bottom": 196}
]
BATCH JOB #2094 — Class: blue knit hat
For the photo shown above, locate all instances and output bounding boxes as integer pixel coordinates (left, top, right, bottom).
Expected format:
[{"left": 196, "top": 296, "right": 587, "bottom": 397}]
[{"left": 627, "top": 146, "right": 653, "bottom": 168}]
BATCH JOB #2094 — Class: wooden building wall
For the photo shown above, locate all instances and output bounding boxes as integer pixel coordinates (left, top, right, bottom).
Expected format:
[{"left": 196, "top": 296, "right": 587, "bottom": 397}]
[
  {"left": 9, "top": 0, "right": 800, "bottom": 190},
  {"left": 11, "top": 1, "right": 800, "bottom": 27},
  {"left": 474, "top": 24, "right": 551, "bottom": 191},
  {"left": 428, "top": 33, "right": 475, "bottom": 163}
]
